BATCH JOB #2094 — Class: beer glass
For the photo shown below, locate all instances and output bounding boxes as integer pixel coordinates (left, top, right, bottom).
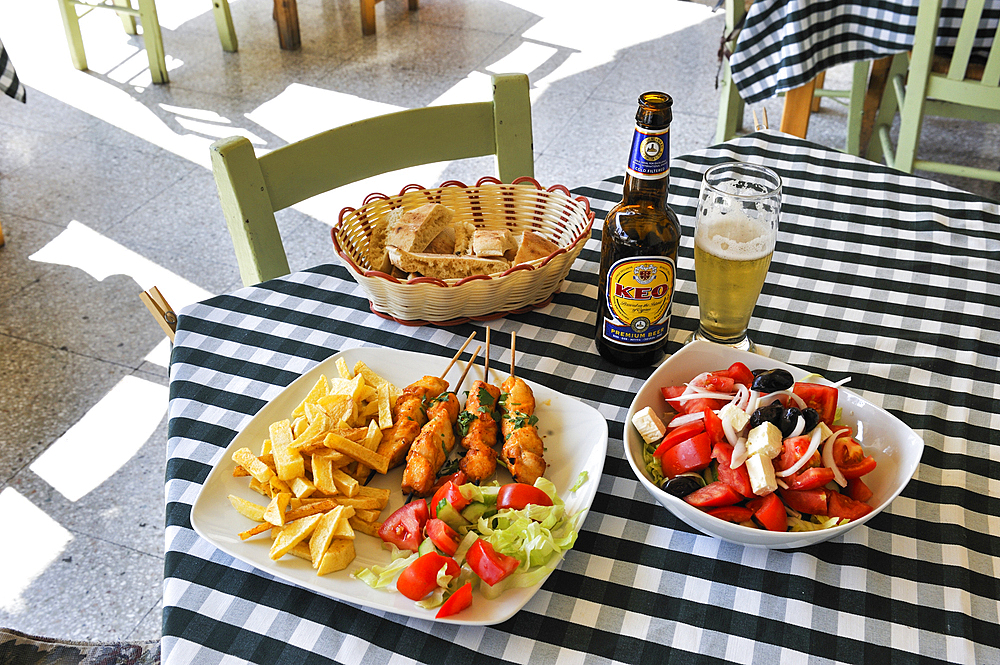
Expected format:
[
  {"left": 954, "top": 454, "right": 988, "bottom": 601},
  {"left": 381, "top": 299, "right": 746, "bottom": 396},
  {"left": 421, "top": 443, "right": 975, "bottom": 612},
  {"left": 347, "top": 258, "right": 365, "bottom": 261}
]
[{"left": 688, "top": 162, "right": 781, "bottom": 352}]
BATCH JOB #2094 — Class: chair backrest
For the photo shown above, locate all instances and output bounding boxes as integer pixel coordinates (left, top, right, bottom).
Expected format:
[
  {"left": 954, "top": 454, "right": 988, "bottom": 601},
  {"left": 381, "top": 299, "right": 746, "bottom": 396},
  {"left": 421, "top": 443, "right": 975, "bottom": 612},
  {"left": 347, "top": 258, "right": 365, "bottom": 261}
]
[
  {"left": 915, "top": 0, "right": 1000, "bottom": 106},
  {"left": 210, "top": 73, "right": 534, "bottom": 286}
]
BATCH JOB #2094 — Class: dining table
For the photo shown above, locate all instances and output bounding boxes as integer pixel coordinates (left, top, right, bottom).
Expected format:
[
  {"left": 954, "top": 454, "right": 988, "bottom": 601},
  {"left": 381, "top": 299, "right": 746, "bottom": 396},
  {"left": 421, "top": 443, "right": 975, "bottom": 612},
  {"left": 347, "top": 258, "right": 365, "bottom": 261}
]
[
  {"left": 729, "top": 0, "right": 1000, "bottom": 143},
  {"left": 164, "top": 129, "right": 1000, "bottom": 664}
]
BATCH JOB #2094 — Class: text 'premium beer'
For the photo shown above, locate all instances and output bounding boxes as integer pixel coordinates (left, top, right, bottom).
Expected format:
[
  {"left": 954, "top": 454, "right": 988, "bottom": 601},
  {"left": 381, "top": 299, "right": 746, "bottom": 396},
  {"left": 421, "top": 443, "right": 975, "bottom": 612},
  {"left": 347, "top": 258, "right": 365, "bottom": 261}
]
[{"left": 595, "top": 92, "right": 681, "bottom": 368}]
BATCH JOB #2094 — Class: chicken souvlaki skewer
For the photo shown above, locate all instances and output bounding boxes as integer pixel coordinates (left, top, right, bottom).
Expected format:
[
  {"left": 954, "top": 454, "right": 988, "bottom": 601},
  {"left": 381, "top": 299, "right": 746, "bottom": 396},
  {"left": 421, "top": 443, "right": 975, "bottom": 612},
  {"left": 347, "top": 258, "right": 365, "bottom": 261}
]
[
  {"left": 458, "top": 327, "right": 503, "bottom": 483},
  {"left": 401, "top": 344, "right": 481, "bottom": 496},
  {"left": 499, "top": 331, "right": 546, "bottom": 484},
  {"left": 375, "top": 332, "right": 476, "bottom": 471}
]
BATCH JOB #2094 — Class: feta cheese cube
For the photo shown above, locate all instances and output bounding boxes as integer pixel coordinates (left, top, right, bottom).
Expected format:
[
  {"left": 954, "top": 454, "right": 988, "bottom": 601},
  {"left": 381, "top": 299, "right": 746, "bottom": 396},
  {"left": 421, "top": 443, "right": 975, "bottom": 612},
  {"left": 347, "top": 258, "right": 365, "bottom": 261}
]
[
  {"left": 746, "top": 421, "right": 783, "bottom": 459},
  {"left": 631, "top": 406, "right": 666, "bottom": 444},
  {"left": 746, "top": 453, "right": 778, "bottom": 496},
  {"left": 817, "top": 420, "right": 834, "bottom": 440},
  {"left": 719, "top": 403, "right": 750, "bottom": 434}
]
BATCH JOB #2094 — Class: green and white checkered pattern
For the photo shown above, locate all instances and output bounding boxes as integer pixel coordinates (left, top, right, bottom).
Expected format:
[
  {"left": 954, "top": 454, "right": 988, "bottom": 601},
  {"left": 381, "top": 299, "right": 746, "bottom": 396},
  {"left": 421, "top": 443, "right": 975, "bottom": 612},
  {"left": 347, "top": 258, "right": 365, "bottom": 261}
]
[{"left": 164, "top": 131, "right": 1000, "bottom": 665}]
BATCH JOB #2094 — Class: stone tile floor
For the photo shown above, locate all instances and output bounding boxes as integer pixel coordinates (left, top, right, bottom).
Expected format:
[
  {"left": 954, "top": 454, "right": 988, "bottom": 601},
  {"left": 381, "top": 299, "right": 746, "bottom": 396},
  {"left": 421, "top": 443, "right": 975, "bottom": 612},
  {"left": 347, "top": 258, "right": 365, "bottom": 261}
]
[{"left": 0, "top": 0, "right": 996, "bottom": 644}]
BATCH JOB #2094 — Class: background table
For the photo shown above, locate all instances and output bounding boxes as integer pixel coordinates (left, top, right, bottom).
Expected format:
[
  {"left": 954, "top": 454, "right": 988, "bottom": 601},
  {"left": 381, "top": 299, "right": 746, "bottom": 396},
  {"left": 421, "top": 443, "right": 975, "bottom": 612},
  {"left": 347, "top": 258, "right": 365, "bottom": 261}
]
[
  {"left": 0, "top": 36, "right": 25, "bottom": 103},
  {"left": 165, "top": 130, "right": 1000, "bottom": 664},
  {"left": 731, "top": 0, "right": 1000, "bottom": 105}
]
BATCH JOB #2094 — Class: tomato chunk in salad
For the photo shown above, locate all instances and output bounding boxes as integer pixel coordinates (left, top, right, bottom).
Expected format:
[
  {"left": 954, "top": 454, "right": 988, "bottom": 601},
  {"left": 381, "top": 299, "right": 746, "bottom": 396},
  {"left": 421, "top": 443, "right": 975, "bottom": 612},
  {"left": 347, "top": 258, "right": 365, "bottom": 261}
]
[{"left": 636, "top": 365, "right": 879, "bottom": 532}]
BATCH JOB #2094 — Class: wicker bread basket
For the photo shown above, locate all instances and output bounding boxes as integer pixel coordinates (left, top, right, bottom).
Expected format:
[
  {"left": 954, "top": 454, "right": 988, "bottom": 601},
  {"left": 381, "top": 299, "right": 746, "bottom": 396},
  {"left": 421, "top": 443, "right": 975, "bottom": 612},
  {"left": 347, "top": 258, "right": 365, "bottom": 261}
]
[{"left": 331, "top": 177, "right": 594, "bottom": 325}]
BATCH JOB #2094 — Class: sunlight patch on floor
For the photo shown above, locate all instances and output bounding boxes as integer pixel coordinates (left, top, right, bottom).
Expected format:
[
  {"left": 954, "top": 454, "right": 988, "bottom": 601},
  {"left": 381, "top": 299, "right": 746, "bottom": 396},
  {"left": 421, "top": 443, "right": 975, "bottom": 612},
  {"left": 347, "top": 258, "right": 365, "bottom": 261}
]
[
  {"left": 29, "top": 376, "right": 169, "bottom": 502},
  {"left": 0, "top": 489, "right": 73, "bottom": 612}
]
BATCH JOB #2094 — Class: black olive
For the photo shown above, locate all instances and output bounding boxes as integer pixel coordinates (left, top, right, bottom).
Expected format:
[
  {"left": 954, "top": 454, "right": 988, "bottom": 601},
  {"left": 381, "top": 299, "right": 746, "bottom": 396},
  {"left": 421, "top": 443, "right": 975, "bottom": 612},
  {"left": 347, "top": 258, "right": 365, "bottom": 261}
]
[
  {"left": 748, "top": 403, "right": 783, "bottom": 430},
  {"left": 661, "top": 475, "right": 702, "bottom": 498},
  {"left": 779, "top": 407, "right": 802, "bottom": 438},
  {"left": 801, "top": 407, "right": 820, "bottom": 433},
  {"left": 751, "top": 368, "right": 795, "bottom": 393},
  {"left": 752, "top": 368, "right": 767, "bottom": 376}
]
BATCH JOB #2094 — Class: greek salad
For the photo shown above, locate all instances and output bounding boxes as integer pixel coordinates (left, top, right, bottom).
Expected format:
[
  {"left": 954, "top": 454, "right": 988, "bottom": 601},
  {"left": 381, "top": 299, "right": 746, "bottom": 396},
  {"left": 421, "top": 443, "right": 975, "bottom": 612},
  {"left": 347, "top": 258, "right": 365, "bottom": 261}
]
[
  {"left": 633, "top": 362, "right": 877, "bottom": 532},
  {"left": 353, "top": 472, "right": 586, "bottom": 618}
]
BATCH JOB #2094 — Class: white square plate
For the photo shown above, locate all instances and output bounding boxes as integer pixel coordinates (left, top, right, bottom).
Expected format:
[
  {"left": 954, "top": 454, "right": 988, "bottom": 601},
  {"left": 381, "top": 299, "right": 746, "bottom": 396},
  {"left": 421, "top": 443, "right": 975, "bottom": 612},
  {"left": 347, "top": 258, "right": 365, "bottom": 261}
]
[{"left": 191, "top": 346, "right": 608, "bottom": 624}]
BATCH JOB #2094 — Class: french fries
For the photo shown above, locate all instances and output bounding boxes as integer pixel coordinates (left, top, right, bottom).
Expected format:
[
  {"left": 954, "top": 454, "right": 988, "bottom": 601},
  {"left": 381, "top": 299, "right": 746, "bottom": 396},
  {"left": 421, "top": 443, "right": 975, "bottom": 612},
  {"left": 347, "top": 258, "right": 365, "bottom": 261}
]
[{"left": 227, "top": 361, "right": 398, "bottom": 575}]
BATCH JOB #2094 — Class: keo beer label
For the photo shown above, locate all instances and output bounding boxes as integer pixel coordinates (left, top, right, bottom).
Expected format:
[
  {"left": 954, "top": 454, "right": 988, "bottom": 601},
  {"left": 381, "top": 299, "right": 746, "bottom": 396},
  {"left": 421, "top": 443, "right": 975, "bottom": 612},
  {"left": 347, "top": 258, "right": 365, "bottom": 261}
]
[
  {"left": 626, "top": 126, "right": 670, "bottom": 179},
  {"left": 602, "top": 257, "right": 675, "bottom": 346}
]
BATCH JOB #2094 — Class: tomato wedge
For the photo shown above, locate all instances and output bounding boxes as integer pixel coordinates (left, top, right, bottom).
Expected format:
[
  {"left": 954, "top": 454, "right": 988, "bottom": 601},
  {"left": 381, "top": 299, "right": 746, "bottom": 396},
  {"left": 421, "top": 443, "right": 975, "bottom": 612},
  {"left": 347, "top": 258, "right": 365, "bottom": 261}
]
[
  {"left": 792, "top": 382, "right": 838, "bottom": 427},
  {"left": 653, "top": 421, "right": 706, "bottom": 457},
  {"left": 435, "top": 582, "right": 473, "bottom": 619},
  {"left": 660, "top": 432, "right": 713, "bottom": 478},
  {"left": 378, "top": 499, "right": 428, "bottom": 552},
  {"left": 702, "top": 373, "right": 735, "bottom": 393},
  {"left": 706, "top": 506, "right": 754, "bottom": 523},
  {"left": 466, "top": 538, "right": 519, "bottom": 586},
  {"left": 773, "top": 435, "right": 819, "bottom": 473},
  {"left": 702, "top": 408, "right": 727, "bottom": 447},
  {"left": 778, "top": 488, "right": 829, "bottom": 516},
  {"left": 746, "top": 493, "right": 787, "bottom": 532},
  {"left": 430, "top": 480, "right": 470, "bottom": 519},
  {"left": 396, "top": 551, "right": 459, "bottom": 601},
  {"left": 497, "top": 483, "right": 553, "bottom": 511},
  {"left": 827, "top": 491, "right": 874, "bottom": 520},
  {"left": 711, "top": 442, "right": 754, "bottom": 498},
  {"left": 831, "top": 437, "right": 877, "bottom": 479},
  {"left": 847, "top": 477, "right": 874, "bottom": 503},
  {"left": 428, "top": 470, "right": 468, "bottom": 498},
  {"left": 660, "top": 386, "right": 727, "bottom": 415},
  {"left": 426, "top": 518, "right": 460, "bottom": 556},
  {"left": 684, "top": 481, "right": 742, "bottom": 508},
  {"left": 718, "top": 362, "right": 755, "bottom": 388},
  {"left": 784, "top": 466, "right": 835, "bottom": 491}
]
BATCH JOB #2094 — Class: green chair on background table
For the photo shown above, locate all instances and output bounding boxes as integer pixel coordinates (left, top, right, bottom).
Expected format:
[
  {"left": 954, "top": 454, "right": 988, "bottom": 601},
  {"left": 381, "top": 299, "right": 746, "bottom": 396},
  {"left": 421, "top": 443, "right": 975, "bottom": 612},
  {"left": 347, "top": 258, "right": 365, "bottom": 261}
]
[
  {"left": 210, "top": 73, "right": 535, "bottom": 286},
  {"left": 868, "top": 0, "right": 1000, "bottom": 182},
  {"left": 57, "top": 0, "right": 238, "bottom": 84},
  {"left": 715, "top": 0, "right": 869, "bottom": 155}
]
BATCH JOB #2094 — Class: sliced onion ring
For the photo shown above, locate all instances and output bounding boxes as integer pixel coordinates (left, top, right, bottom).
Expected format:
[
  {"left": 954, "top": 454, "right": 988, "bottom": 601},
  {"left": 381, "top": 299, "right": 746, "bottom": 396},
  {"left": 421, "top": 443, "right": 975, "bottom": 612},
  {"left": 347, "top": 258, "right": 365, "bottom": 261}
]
[
  {"left": 822, "top": 427, "right": 851, "bottom": 487},
  {"left": 775, "top": 426, "right": 824, "bottom": 478}
]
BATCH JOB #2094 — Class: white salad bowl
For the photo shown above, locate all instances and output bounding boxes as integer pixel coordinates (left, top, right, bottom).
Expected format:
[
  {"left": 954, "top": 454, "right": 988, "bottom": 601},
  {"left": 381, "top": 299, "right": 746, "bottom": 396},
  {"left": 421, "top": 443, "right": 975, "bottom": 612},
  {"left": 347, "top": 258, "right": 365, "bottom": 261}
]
[{"left": 623, "top": 341, "right": 924, "bottom": 549}]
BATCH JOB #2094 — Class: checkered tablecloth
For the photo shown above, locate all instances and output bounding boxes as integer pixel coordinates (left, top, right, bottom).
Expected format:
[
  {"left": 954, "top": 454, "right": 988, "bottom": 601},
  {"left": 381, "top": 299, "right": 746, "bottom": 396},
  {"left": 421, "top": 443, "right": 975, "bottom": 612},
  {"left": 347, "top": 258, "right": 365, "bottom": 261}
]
[
  {"left": 0, "top": 37, "right": 25, "bottom": 103},
  {"left": 164, "top": 130, "right": 1000, "bottom": 664},
  {"left": 731, "top": 0, "right": 1000, "bottom": 103}
]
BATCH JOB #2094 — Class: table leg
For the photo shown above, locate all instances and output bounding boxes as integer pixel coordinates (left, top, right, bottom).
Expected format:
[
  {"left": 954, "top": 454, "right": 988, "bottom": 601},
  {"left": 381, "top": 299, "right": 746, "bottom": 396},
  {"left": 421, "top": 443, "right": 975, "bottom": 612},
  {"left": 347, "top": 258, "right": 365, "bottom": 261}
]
[
  {"left": 780, "top": 76, "right": 818, "bottom": 138},
  {"left": 858, "top": 56, "right": 894, "bottom": 158},
  {"left": 274, "top": 0, "right": 301, "bottom": 50},
  {"left": 360, "top": 0, "right": 377, "bottom": 35}
]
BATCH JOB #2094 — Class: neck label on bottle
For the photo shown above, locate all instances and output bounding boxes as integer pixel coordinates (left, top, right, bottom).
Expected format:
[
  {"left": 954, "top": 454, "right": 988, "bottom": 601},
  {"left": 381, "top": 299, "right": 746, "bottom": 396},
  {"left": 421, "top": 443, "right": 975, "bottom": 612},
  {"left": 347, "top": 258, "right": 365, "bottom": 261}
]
[
  {"left": 626, "top": 126, "right": 670, "bottom": 180},
  {"left": 602, "top": 256, "right": 675, "bottom": 346}
]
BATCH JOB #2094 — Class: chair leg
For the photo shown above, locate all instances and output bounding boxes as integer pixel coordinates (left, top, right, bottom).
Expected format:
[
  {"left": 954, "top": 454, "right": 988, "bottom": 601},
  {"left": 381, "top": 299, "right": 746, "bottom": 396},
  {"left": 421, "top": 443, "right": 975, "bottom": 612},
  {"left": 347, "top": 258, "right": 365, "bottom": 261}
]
[
  {"left": 858, "top": 56, "right": 894, "bottom": 158},
  {"left": 112, "top": 0, "right": 138, "bottom": 34},
  {"left": 867, "top": 53, "right": 909, "bottom": 164},
  {"left": 844, "top": 61, "right": 868, "bottom": 155},
  {"left": 136, "top": 0, "right": 168, "bottom": 83},
  {"left": 715, "top": 61, "right": 745, "bottom": 143},
  {"left": 57, "top": 0, "right": 89, "bottom": 71},
  {"left": 212, "top": 0, "right": 238, "bottom": 52},
  {"left": 811, "top": 71, "right": 826, "bottom": 112}
]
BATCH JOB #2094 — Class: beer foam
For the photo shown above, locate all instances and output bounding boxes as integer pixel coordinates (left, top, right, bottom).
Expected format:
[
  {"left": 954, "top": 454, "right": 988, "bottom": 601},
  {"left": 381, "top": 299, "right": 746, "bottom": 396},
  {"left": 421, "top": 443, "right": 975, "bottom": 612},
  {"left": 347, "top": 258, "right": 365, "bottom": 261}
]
[{"left": 695, "top": 212, "right": 773, "bottom": 261}]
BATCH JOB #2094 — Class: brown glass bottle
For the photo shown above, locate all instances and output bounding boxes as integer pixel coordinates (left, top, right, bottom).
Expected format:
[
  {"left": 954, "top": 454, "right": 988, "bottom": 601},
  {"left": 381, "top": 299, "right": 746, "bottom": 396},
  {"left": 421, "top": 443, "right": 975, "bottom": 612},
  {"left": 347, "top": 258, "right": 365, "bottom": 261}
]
[{"left": 595, "top": 92, "right": 681, "bottom": 368}]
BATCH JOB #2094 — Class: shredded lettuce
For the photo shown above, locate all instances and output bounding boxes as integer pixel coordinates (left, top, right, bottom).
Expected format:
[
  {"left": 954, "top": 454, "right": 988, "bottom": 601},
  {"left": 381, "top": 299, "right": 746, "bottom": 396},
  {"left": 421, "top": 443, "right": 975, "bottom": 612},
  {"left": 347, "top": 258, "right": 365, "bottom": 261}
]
[
  {"left": 570, "top": 471, "right": 589, "bottom": 492},
  {"left": 352, "top": 550, "right": 418, "bottom": 589},
  {"left": 643, "top": 440, "right": 665, "bottom": 486},
  {"left": 787, "top": 514, "right": 849, "bottom": 532}
]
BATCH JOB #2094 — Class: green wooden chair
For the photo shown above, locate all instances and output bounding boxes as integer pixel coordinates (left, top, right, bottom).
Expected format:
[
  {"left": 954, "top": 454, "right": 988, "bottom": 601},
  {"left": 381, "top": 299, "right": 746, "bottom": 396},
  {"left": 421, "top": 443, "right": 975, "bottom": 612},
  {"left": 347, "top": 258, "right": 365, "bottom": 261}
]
[
  {"left": 210, "top": 73, "right": 535, "bottom": 286},
  {"left": 715, "top": 0, "right": 869, "bottom": 155},
  {"left": 868, "top": 0, "right": 1000, "bottom": 181},
  {"left": 57, "top": 0, "right": 238, "bottom": 84}
]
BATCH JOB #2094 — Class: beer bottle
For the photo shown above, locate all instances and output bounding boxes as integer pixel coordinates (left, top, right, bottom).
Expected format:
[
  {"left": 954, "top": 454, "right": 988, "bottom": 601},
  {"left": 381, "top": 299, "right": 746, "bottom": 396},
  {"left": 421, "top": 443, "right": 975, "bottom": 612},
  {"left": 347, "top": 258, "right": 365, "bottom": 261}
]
[{"left": 595, "top": 92, "right": 681, "bottom": 368}]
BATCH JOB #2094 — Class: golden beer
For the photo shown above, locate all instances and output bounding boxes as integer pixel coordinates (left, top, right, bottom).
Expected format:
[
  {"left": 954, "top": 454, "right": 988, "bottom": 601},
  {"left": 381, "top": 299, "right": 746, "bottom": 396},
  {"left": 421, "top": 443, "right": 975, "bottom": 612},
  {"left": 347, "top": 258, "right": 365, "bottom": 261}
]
[
  {"left": 688, "top": 162, "right": 781, "bottom": 351},
  {"left": 694, "top": 211, "right": 774, "bottom": 341}
]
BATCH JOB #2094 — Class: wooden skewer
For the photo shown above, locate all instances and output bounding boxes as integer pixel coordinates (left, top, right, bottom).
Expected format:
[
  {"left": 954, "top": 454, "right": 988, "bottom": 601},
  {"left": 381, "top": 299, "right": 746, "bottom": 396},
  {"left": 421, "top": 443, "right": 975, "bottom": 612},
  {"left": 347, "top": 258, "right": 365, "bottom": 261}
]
[
  {"left": 509, "top": 331, "right": 516, "bottom": 379},
  {"left": 456, "top": 345, "right": 482, "bottom": 388},
  {"left": 440, "top": 331, "right": 477, "bottom": 378},
  {"left": 484, "top": 327, "right": 491, "bottom": 379}
]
